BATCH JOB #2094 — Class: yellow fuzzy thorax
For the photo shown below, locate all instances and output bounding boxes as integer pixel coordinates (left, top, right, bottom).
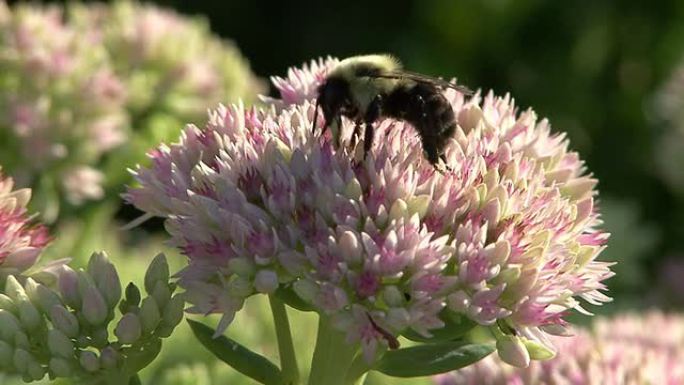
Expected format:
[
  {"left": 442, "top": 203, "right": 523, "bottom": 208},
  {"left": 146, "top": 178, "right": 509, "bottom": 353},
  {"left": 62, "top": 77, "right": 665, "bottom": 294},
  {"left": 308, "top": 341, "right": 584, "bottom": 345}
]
[{"left": 330, "top": 54, "right": 402, "bottom": 115}]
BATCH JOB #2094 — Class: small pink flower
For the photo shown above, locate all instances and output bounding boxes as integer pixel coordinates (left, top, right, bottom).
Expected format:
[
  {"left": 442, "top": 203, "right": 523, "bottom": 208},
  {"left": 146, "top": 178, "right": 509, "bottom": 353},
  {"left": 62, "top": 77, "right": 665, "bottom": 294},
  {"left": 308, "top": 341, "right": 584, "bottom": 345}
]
[{"left": 0, "top": 169, "right": 51, "bottom": 276}]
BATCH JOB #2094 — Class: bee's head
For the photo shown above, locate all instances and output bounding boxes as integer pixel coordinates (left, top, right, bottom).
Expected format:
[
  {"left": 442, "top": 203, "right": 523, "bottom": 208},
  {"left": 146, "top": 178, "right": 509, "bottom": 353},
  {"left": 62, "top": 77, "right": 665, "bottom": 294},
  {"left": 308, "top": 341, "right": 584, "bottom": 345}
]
[{"left": 313, "top": 76, "right": 354, "bottom": 132}]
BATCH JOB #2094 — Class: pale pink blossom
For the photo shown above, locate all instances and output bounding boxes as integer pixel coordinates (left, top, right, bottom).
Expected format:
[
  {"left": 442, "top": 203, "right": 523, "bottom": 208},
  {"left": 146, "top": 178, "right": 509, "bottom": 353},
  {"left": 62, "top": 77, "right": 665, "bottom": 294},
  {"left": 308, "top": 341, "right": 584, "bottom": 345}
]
[
  {"left": 61, "top": 166, "right": 105, "bottom": 205},
  {"left": 0, "top": 169, "right": 50, "bottom": 277},
  {"left": 436, "top": 312, "right": 684, "bottom": 385}
]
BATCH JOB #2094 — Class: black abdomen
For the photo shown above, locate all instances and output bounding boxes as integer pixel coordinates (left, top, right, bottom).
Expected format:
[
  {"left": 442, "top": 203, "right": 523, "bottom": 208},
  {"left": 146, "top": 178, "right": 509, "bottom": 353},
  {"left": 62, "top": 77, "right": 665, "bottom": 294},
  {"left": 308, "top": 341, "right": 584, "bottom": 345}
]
[{"left": 383, "top": 83, "right": 456, "bottom": 164}]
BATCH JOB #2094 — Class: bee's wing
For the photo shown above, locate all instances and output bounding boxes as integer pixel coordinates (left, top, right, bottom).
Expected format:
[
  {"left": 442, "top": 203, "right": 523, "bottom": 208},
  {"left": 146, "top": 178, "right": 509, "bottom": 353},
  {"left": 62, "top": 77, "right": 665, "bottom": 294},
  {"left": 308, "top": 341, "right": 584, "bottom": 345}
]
[{"left": 372, "top": 70, "right": 474, "bottom": 96}]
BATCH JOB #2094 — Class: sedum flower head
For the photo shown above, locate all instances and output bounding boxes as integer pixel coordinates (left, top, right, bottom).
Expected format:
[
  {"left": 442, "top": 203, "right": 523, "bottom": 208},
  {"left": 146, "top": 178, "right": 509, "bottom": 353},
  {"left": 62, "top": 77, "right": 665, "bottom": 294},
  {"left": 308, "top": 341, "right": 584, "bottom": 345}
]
[
  {"left": 127, "top": 58, "right": 613, "bottom": 363},
  {"left": 0, "top": 1, "right": 262, "bottom": 220},
  {"left": 434, "top": 311, "right": 684, "bottom": 385},
  {"left": 0, "top": 1, "right": 127, "bottom": 210},
  {"left": 0, "top": 168, "right": 50, "bottom": 278}
]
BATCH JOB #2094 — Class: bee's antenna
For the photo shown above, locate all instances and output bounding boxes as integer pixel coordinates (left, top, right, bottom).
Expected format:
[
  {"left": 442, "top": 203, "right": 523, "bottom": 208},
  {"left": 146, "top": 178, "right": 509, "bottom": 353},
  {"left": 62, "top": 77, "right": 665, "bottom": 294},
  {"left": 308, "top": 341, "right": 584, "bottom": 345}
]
[{"left": 312, "top": 97, "right": 320, "bottom": 133}]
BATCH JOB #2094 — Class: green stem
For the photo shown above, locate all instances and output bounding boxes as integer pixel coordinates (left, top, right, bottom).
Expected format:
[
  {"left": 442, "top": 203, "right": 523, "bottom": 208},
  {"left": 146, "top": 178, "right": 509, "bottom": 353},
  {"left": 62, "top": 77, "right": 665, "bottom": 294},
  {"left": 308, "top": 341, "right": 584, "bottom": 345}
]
[
  {"left": 344, "top": 352, "right": 372, "bottom": 385},
  {"left": 269, "top": 295, "right": 300, "bottom": 384},
  {"left": 307, "top": 316, "right": 359, "bottom": 385},
  {"left": 128, "top": 374, "right": 142, "bottom": 385}
]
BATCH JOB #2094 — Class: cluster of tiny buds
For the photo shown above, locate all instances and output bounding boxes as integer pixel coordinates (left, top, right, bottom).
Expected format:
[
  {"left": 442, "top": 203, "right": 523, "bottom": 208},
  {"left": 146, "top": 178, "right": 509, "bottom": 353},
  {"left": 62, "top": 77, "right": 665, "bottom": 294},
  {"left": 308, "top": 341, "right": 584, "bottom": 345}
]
[{"left": 0, "top": 252, "right": 184, "bottom": 383}]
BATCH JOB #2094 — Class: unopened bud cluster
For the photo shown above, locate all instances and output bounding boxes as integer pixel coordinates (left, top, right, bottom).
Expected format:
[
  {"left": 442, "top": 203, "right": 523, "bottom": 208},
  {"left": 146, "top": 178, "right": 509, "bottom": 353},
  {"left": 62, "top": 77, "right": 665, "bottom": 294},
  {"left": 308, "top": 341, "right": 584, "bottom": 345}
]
[{"left": 0, "top": 252, "right": 183, "bottom": 383}]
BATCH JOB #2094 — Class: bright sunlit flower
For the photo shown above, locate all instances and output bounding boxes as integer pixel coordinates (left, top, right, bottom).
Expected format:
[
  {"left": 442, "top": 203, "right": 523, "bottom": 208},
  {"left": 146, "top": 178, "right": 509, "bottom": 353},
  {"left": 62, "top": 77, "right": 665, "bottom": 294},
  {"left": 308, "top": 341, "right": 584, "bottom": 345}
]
[
  {"left": 127, "top": 58, "right": 613, "bottom": 363},
  {"left": 434, "top": 311, "right": 684, "bottom": 385},
  {"left": 0, "top": 169, "right": 50, "bottom": 277}
]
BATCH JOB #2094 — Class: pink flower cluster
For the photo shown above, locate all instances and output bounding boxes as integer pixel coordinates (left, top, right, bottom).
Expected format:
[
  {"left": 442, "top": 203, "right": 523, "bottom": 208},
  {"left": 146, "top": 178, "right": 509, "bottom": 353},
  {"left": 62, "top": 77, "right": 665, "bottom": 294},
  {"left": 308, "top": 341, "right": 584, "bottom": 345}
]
[
  {"left": 435, "top": 311, "right": 684, "bottom": 385},
  {"left": 0, "top": 1, "right": 261, "bottom": 212},
  {"left": 0, "top": 169, "right": 50, "bottom": 276},
  {"left": 0, "top": 1, "right": 127, "bottom": 205},
  {"left": 127, "top": 58, "right": 613, "bottom": 362}
]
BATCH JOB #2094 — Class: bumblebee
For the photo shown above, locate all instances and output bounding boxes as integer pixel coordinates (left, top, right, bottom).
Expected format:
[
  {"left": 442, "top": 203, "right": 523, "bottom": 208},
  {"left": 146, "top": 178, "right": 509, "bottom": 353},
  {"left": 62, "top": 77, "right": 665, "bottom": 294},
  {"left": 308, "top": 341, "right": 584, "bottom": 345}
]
[{"left": 312, "top": 54, "right": 472, "bottom": 169}]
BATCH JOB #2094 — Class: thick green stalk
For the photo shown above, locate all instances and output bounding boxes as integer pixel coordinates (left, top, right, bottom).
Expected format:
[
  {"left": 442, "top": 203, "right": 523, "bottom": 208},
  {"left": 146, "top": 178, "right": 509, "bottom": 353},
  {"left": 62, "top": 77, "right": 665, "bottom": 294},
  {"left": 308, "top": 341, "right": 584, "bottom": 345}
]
[
  {"left": 269, "top": 295, "right": 300, "bottom": 384},
  {"left": 128, "top": 374, "right": 142, "bottom": 385},
  {"left": 344, "top": 352, "right": 372, "bottom": 385},
  {"left": 307, "top": 316, "right": 359, "bottom": 385}
]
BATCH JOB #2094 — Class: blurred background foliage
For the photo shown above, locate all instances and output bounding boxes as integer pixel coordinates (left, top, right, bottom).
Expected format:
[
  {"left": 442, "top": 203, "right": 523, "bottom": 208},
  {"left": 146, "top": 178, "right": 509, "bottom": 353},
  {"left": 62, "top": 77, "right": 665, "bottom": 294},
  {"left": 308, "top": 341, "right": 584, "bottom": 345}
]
[{"left": 4, "top": 0, "right": 684, "bottom": 384}]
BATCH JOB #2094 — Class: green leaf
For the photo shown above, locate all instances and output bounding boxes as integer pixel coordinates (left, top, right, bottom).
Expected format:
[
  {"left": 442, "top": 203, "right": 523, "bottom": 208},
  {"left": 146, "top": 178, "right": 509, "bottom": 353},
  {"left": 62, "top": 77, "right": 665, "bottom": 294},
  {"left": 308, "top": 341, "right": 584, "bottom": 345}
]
[
  {"left": 274, "top": 286, "right": 315, "bottom": 312},
  {"left": 122, "top": 338, "right": 163, "bottom": 374},
  {"left": 402, "top": 313, "right": 476, "bottom": 343},
  {"left": 187, "top": 319, "right": 283, "bottom": 385},
  {"left": 374, "top": 341, "right": 495, "bottom": 377}
]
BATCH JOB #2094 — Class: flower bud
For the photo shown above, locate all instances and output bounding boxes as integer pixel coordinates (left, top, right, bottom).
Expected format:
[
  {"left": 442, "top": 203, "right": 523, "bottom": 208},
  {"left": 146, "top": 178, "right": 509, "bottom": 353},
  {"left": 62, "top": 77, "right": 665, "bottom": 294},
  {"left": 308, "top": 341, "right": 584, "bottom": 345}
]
[
  {"left": 446, "top": 291, "right": 470, "bottom": 313},
  {"left": 496, "top": 335, "right": 530, "bottom": 368},
  {"left": 79, "top": 350, "right": 100, "bottom": 372},
  {"left": 0, "top": 294, "right": 16, "bottom": 313},
  {"left": 145, "top": 253, "right": 169, "bottom": 294},
  {"left": 91, "top": 327, "right": 109, "bottom": 348},
  {"left": 4, "top": 275, "right": 26, "bottom": 301},
  {"left": 125, "top": 282, "right": 142, "bottom": 307},
  {"left": 385, "top": 307, "right": 411, "bottom": 331},
  {"left": 2, "top": 247, "right": 41, "bottom": 274},
  {"left": 14, "top": 331, "right": 30, "bottom": 349},
  {"left": 0, "top": 309, "right": 22, "bottom": 341},
  {"left": 27, "top": 361, "right": 46, "bottom": 381},
  {"left": 115, "top": 313, "right": 142, "bottom": 344},
  {"left": 0, "top": 340, "right": 13, "bottom": 365},
  {"left": 22, "top": 277, "right": 40, "bottom": 302},
  {"left": 139, "top": 297, "right": 161, "bottom": 333},
  {"left": 344, "top": 179, "right": 363, "bottom": 199},
  {"left": 388, "top": 199, "right": 409, "bottom": 221},
  {"left": 87, "top": 251, "right": 122, "bottom": 309},
  {"left": 59, "top": 267, "right": 81, "bottom": 309},
  {"left": 227, "top": 276, "right": 252, "bottom": 298},
  {"left": 34, "top": 282, "right": 64, "bottom": 314},
  {"left": 48, "top": 329, "right": 75, "bottom": 359},
  {"left": 407, "top": 194, "right": 431, "bottom": 219},
  {"left": 17, "top": 299, "right": 43, "bottom": 331},
  {"left": 100, "top": 346, "right": 119, "bottom": 369},
  {"left": 49, "top": 357, "right": 73, "bottom": 377},
  {"left": 49, "top": 305, "right": 79, "bottom": 338},
  {"left": 13, "top": 348, "right": 32, "bottom": 373},
  {"left": 338, "top": 231, "right": 362, "bottom": 265},
  {"left": 293, "top": 280, "right": 318, "bottom": 302},
  {"left": 254, "top": 270, "right": 278, "bottom": 294},
  {"left": 522, "top": 338, "right": 556, "bottom": 360},
  {"left": 228, "top": 257, "right": 255, "bottom": 277},
  {"left": 152, "top": 281, "right": 172, "bottom": 310},
  {"left": 382, "top": 286, "right": 405, "bottom": 307},
  {"left": 79, "top": 273, "right": 108, "bottom": 326},
  {"left": 161, "top": 294, "right": 184, "bottom": 329}
]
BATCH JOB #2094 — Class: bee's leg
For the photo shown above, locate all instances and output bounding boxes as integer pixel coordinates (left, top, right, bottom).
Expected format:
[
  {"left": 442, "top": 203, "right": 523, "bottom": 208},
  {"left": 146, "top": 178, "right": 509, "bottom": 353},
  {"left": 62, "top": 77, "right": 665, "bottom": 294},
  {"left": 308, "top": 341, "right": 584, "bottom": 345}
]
[
  {"left": 439, "top": 154, "right": 452, "bottom": 172},
  {"left": 350, "top": 121, "right": 362, "bottom": 148},
  {"left": 424, "top": 140, "right": 449, "bottom": 174},
  {"left": 363, "top": 122, "right": 375, "bottom": 160},
  {"left": 332, "top": 115, "right": 343, "bottom": 148},
  {"left": 363, "top": 95, "right": 383, "bottom": 160}
]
